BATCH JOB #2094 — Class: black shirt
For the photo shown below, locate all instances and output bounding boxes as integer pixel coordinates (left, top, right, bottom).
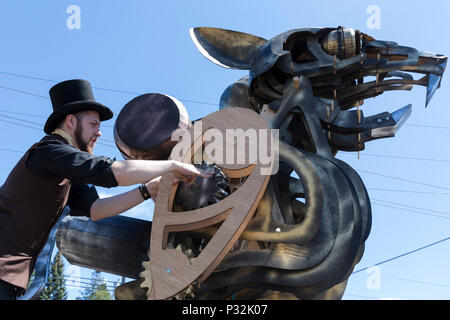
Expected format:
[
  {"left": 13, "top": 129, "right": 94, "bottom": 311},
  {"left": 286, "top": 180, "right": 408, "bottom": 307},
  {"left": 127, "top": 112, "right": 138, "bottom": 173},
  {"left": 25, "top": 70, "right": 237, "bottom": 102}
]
[{"left": 25, "top": 136, "right": 118, "bottom": 218}]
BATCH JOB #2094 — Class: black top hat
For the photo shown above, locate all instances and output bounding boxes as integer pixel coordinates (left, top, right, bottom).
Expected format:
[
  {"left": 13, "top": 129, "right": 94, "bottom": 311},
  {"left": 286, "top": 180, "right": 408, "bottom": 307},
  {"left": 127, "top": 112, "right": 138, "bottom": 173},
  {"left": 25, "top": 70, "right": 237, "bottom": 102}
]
[{"left": 44, "top": 79, "right": 113, "bottom": 134}]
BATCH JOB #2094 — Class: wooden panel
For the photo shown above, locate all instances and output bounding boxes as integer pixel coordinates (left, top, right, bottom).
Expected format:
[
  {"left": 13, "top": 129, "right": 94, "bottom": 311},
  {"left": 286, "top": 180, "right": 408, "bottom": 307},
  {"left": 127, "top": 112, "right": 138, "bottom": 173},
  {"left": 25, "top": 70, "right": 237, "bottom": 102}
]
[{"left": 148, "top": 107, "right": 274, "bottom": 299}]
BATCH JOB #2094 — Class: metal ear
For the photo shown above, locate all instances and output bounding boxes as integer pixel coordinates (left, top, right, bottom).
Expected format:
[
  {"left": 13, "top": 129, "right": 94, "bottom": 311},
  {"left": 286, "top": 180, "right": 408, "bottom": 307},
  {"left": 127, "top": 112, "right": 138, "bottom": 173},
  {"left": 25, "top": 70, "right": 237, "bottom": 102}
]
[{"left": 190, "top": 27, "right": 267, "bottom": 70}]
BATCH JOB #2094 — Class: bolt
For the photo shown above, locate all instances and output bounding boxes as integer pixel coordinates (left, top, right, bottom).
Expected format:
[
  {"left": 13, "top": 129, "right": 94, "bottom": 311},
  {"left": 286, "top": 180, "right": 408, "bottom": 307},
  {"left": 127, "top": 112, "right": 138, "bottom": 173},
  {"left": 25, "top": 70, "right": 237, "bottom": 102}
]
[{"left": 293, "top": 76, "right": 300, "bottom": 89}]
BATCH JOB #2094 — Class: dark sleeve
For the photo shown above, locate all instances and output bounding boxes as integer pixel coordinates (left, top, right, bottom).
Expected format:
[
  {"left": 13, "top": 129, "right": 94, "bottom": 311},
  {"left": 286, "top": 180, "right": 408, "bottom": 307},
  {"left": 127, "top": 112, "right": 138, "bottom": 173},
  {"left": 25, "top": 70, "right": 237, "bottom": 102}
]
[
  {"left": 67, "top": 183, "right": 99, "bottom": 218},
  {"left": 26, "top": 139, "right": 118, "bottom": 188}
]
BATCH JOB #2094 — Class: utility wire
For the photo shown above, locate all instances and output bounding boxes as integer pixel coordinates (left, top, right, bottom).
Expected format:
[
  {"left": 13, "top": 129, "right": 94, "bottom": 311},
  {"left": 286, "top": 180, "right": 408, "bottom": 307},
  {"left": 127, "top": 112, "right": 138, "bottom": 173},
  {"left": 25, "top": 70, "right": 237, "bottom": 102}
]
[
  {"left": 0, "top": 118, "right": 43, "bottom": 131},
  {"left": 3, "top": 108, "right": 450, "bottom": 163},
  {"left": 372, "top": 198, "right": 450, "bottom": 217},
  {"left": 367, "top": 188, "right": 450, "bottom": 195},
  {"left": 0, "top": 118, "right": 117, "bottom": 148},
  {"left": 372, "top": 202, "right": 450, "bottom": 220},
  {"left": 344, "top": 293, "right": 377, "bottom": 300},
  {"left": 352, "top": 236, "right": 450, "bottom": 274},
  {"left": 0, "top": 107, "right": 46, "bottom": 119},
  {"left": 382, "top": 274, "right": 450, "bottom": 289},
  {"left": 359, "top": 153, "right": 450, "bottom": 163},
  {"left": 356, "top": 168, "right": 450, "bottom": 191},
  {"left": 0, "top": 84, "right": 48, "bottom": 99},
  {"left": 0, "top": 113, "right": 116, "bottom": 143},
  {"left": 0, "top": 107, "right": 114, "bottom": 128},
  {"left": 51, "top": 274, "right": 124, "bottom": 286},
  {"left": 0, "top": 72, "right": 217, "bottom": 106},
  {"left": 0, "top": 147, "right": 24, "bottom": 154},
  {"left": 405, "top": 123, "right": 450, "bottom": 130}
]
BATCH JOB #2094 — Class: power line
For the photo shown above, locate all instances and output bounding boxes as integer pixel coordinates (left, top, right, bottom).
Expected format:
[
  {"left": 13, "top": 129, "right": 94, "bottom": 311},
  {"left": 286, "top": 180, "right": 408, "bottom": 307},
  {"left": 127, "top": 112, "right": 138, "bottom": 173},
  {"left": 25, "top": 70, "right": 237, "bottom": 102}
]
[
  {"left": 372, "top": 198, "right": 450, "bottom": 217},
  {"left": 367, "top": 188, "right": 450, "bottom": 195},
  {"left": 0, "top": 147, "right": 24, "bottom": 154},
  {"left": 64, "top": 283, "right": 116, "bottom": 294},
  {"left": 382, "top": 274, "right": 450, "bottom": 289},
  {"left": 0, "top": 113, "right": 116, "bottom": 143},
  {"left": 3, "top": 107, "right": 450, "bottom": 163},
  {"left": 0, "top": 84, "right": 48, "bottom": 99},
  {"left": 54, "top": 274, "right": 124, "bottom": 286},
  {"left": 0, "top": 71, "right": 217, "bottom": 106},
  {"left": 352, "top": 236, "right": 450, "bottom": 274},
  {"left": 405, "top": 123, "right": 450, "bottom": 130},
  {"left": 0, "top": 113, "right": 47, "bottom": 127},
  {"left": 356, "top": 168, "right": 450, "bottom": 191},
  {"left": 0, "top": 107, "right": 46, "bottom": 119},
  {"left": 344, "top": 293, "right": 377, "bottom": 300},
  {"left": 0, "top": 118, "right": 43, "bottom": 131},
  {"left": 359, "top": 153, "right": 450, "bottom": 163},
  {"left": 372, "top": 202, "right": 450, "bottom": 220},
  {"left": 0, "top": 107, "right": 114, "bottom": 128},
  {"left": 0, "top": 118, "right": 117, "bottom": 148}
]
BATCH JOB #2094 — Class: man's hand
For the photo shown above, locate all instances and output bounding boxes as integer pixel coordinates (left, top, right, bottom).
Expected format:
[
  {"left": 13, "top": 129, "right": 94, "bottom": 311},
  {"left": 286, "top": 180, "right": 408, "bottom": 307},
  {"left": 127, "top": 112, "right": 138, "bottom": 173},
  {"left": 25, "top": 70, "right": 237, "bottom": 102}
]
[
  {"left": 145, "top": 177, "right": 161, "bottom": 202},
  {"left": 171, "top": 161, "right": 213, "bottom": 185}
]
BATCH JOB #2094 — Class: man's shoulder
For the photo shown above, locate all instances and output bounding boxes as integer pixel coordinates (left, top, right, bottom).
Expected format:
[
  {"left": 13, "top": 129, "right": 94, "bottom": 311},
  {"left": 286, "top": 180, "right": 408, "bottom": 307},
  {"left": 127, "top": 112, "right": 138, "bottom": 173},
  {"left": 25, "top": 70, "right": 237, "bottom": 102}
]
[{"left": 38, "top": 134, "right": 69, "bottom": 145}]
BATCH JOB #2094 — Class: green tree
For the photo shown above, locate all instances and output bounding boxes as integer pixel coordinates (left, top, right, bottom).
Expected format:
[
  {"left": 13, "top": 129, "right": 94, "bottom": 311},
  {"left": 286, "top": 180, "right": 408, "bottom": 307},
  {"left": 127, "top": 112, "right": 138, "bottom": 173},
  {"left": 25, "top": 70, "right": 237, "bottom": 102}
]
[
  {"left": 39, "top": 251, "right": 68, "bottom": 300},
  {"left": 77, "top": 270, "right": 112, "bottom": 300}
]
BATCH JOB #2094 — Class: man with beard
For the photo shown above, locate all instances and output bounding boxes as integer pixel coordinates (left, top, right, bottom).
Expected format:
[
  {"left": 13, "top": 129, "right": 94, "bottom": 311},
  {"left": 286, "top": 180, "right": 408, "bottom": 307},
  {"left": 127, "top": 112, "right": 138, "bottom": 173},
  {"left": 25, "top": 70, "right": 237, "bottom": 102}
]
[{"left": 0, "top": 79, "right": 210, "bottom": 299}]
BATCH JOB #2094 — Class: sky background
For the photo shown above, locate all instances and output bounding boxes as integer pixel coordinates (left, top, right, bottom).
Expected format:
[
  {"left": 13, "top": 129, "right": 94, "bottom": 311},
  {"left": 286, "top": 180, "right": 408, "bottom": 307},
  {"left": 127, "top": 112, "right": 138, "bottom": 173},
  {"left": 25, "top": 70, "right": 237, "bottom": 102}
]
[{"left": 0, "top": 0, "right": 449, "bottom": 300}]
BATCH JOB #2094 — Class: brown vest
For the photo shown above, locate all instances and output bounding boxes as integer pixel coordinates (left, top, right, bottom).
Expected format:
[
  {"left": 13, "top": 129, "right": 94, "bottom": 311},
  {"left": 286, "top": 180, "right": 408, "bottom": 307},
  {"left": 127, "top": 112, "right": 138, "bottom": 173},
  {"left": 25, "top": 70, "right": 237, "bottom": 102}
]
[{"left": 0, "top": 135, "right": 72, "bottom": 290}]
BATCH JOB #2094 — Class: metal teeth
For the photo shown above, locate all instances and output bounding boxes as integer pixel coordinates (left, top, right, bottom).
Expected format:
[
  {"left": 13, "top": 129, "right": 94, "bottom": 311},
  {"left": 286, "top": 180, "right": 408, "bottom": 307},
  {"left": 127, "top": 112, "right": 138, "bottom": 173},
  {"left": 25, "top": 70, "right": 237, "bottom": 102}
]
[
  {"left": 139, "top": 260, "right": 152, "bottom": 298},
  {"left": 185, "top": 249, "right": 194, "bottom": 259},
  {"left": 139, "top": 245, "right": 199, "bottom": 299}
]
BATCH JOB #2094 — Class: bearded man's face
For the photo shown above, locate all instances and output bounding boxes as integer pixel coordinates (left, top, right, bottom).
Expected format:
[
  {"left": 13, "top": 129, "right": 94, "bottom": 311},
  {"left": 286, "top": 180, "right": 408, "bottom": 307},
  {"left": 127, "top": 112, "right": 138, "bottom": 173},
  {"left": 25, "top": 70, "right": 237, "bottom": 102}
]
[{"left": 74, "top": 111, "right": 101, "bottom": 154}]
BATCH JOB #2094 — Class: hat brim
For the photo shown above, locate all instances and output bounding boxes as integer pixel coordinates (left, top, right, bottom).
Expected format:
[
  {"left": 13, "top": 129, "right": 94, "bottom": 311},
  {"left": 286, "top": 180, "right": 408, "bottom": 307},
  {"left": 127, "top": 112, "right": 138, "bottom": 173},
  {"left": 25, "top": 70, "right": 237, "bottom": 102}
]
[{"left": 44, "top": 101, "right": 113, "bottom": 134}]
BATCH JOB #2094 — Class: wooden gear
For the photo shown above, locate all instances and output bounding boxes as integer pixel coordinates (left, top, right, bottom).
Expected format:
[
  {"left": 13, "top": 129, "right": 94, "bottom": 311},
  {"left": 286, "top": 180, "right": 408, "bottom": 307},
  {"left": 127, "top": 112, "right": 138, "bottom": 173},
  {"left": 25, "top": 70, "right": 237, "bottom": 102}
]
[{"left": 144, "top": 107, "right": 274, "bottom": 300}]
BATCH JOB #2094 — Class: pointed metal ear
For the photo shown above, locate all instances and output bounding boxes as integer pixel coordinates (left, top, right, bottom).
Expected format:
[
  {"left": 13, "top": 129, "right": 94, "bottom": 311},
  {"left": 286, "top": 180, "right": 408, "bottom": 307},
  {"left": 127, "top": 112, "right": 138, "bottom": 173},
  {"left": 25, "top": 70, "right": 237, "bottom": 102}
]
[
  {"left": 189, "top": 27, "right": 267, "bottom": 70},
  {"left": 426, "top": 60, "right": 447, "bottom": 107}
]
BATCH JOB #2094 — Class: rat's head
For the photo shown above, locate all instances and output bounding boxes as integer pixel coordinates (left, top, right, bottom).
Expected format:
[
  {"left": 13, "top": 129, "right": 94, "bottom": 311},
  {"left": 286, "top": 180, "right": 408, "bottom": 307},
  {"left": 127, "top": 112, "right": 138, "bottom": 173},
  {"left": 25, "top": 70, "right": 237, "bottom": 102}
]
[{"left": 190, "top": 27, "right": 447, "bottom": 153}]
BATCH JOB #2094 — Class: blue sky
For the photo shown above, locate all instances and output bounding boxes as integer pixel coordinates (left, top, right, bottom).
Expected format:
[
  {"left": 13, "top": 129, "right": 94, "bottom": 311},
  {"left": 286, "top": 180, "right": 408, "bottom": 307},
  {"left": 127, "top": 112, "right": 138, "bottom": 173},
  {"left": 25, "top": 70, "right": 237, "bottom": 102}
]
[{"left": 0, "top": 0, "right": 449, "bottom": 300}]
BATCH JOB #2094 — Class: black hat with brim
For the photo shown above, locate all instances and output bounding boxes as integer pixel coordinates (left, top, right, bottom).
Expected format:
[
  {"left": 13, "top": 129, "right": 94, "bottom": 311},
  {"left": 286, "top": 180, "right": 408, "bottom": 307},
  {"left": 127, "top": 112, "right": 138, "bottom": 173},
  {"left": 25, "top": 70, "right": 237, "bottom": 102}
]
[{"left": 44, "top": 79, "right": 113, "bottom": 134}]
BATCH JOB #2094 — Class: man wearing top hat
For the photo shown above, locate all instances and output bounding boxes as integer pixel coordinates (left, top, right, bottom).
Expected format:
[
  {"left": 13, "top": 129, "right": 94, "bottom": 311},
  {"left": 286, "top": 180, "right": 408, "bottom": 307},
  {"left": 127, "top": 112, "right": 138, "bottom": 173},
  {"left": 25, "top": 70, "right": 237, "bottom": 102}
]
[{"left": 0, "top": 79, "right": 210, "bottom": 300}]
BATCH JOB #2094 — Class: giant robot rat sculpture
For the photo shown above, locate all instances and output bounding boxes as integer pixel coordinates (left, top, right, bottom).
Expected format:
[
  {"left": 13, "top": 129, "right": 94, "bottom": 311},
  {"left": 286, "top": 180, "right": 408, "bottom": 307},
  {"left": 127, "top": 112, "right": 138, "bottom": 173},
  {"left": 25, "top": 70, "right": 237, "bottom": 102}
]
[
  {"left": 171, "top": 26, "right": 447, "bottom": 300},
  {"left": 49, "top": 26, "right": 446, "bottom": 301}
]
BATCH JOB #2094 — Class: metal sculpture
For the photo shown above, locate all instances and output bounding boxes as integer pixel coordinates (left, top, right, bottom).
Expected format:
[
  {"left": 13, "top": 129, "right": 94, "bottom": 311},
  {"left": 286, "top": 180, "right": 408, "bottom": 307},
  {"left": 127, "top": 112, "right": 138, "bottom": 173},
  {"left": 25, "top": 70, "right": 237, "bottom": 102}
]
[
  {"left": 53, "top": 26, "right": 447, "bottom": 300},
  {"left": 174, "top": 27, "right": 446, "bottom": 299}
]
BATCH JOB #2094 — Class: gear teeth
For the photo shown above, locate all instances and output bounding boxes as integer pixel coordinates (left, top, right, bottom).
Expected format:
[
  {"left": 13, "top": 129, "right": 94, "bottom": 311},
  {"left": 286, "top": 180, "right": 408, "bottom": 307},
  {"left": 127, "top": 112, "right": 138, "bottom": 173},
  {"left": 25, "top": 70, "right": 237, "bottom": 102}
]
[
  {"left": 174, "top": 293, "right": 184, "bottom": 300},
  {"left": 185, "top": 249, "right": 194, "bottom": 258},
  {"left": 185, "top": 287, "right": 193, "bottom": 297},
  {"left": 139, "top": 260, "right": 153, "bottom": 297}
]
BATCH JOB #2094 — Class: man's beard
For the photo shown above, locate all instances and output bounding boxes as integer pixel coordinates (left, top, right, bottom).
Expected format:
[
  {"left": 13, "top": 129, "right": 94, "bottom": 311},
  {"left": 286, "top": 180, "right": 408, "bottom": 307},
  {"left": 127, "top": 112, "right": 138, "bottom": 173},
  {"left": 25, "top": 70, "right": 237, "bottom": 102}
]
[{"left": 74, "top": 123, "right": 93, "bottom": 154}]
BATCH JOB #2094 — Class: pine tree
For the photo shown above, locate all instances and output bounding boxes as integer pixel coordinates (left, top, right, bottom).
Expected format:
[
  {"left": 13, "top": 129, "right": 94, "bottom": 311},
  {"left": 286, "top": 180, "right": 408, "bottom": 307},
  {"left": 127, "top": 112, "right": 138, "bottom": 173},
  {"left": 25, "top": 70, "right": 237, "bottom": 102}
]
[
  {"left": 77, "top": 270, "right": 112, "bottom": 300},
  {"left": 39, "top": 251, "right": 68, "bottom": 300}
]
